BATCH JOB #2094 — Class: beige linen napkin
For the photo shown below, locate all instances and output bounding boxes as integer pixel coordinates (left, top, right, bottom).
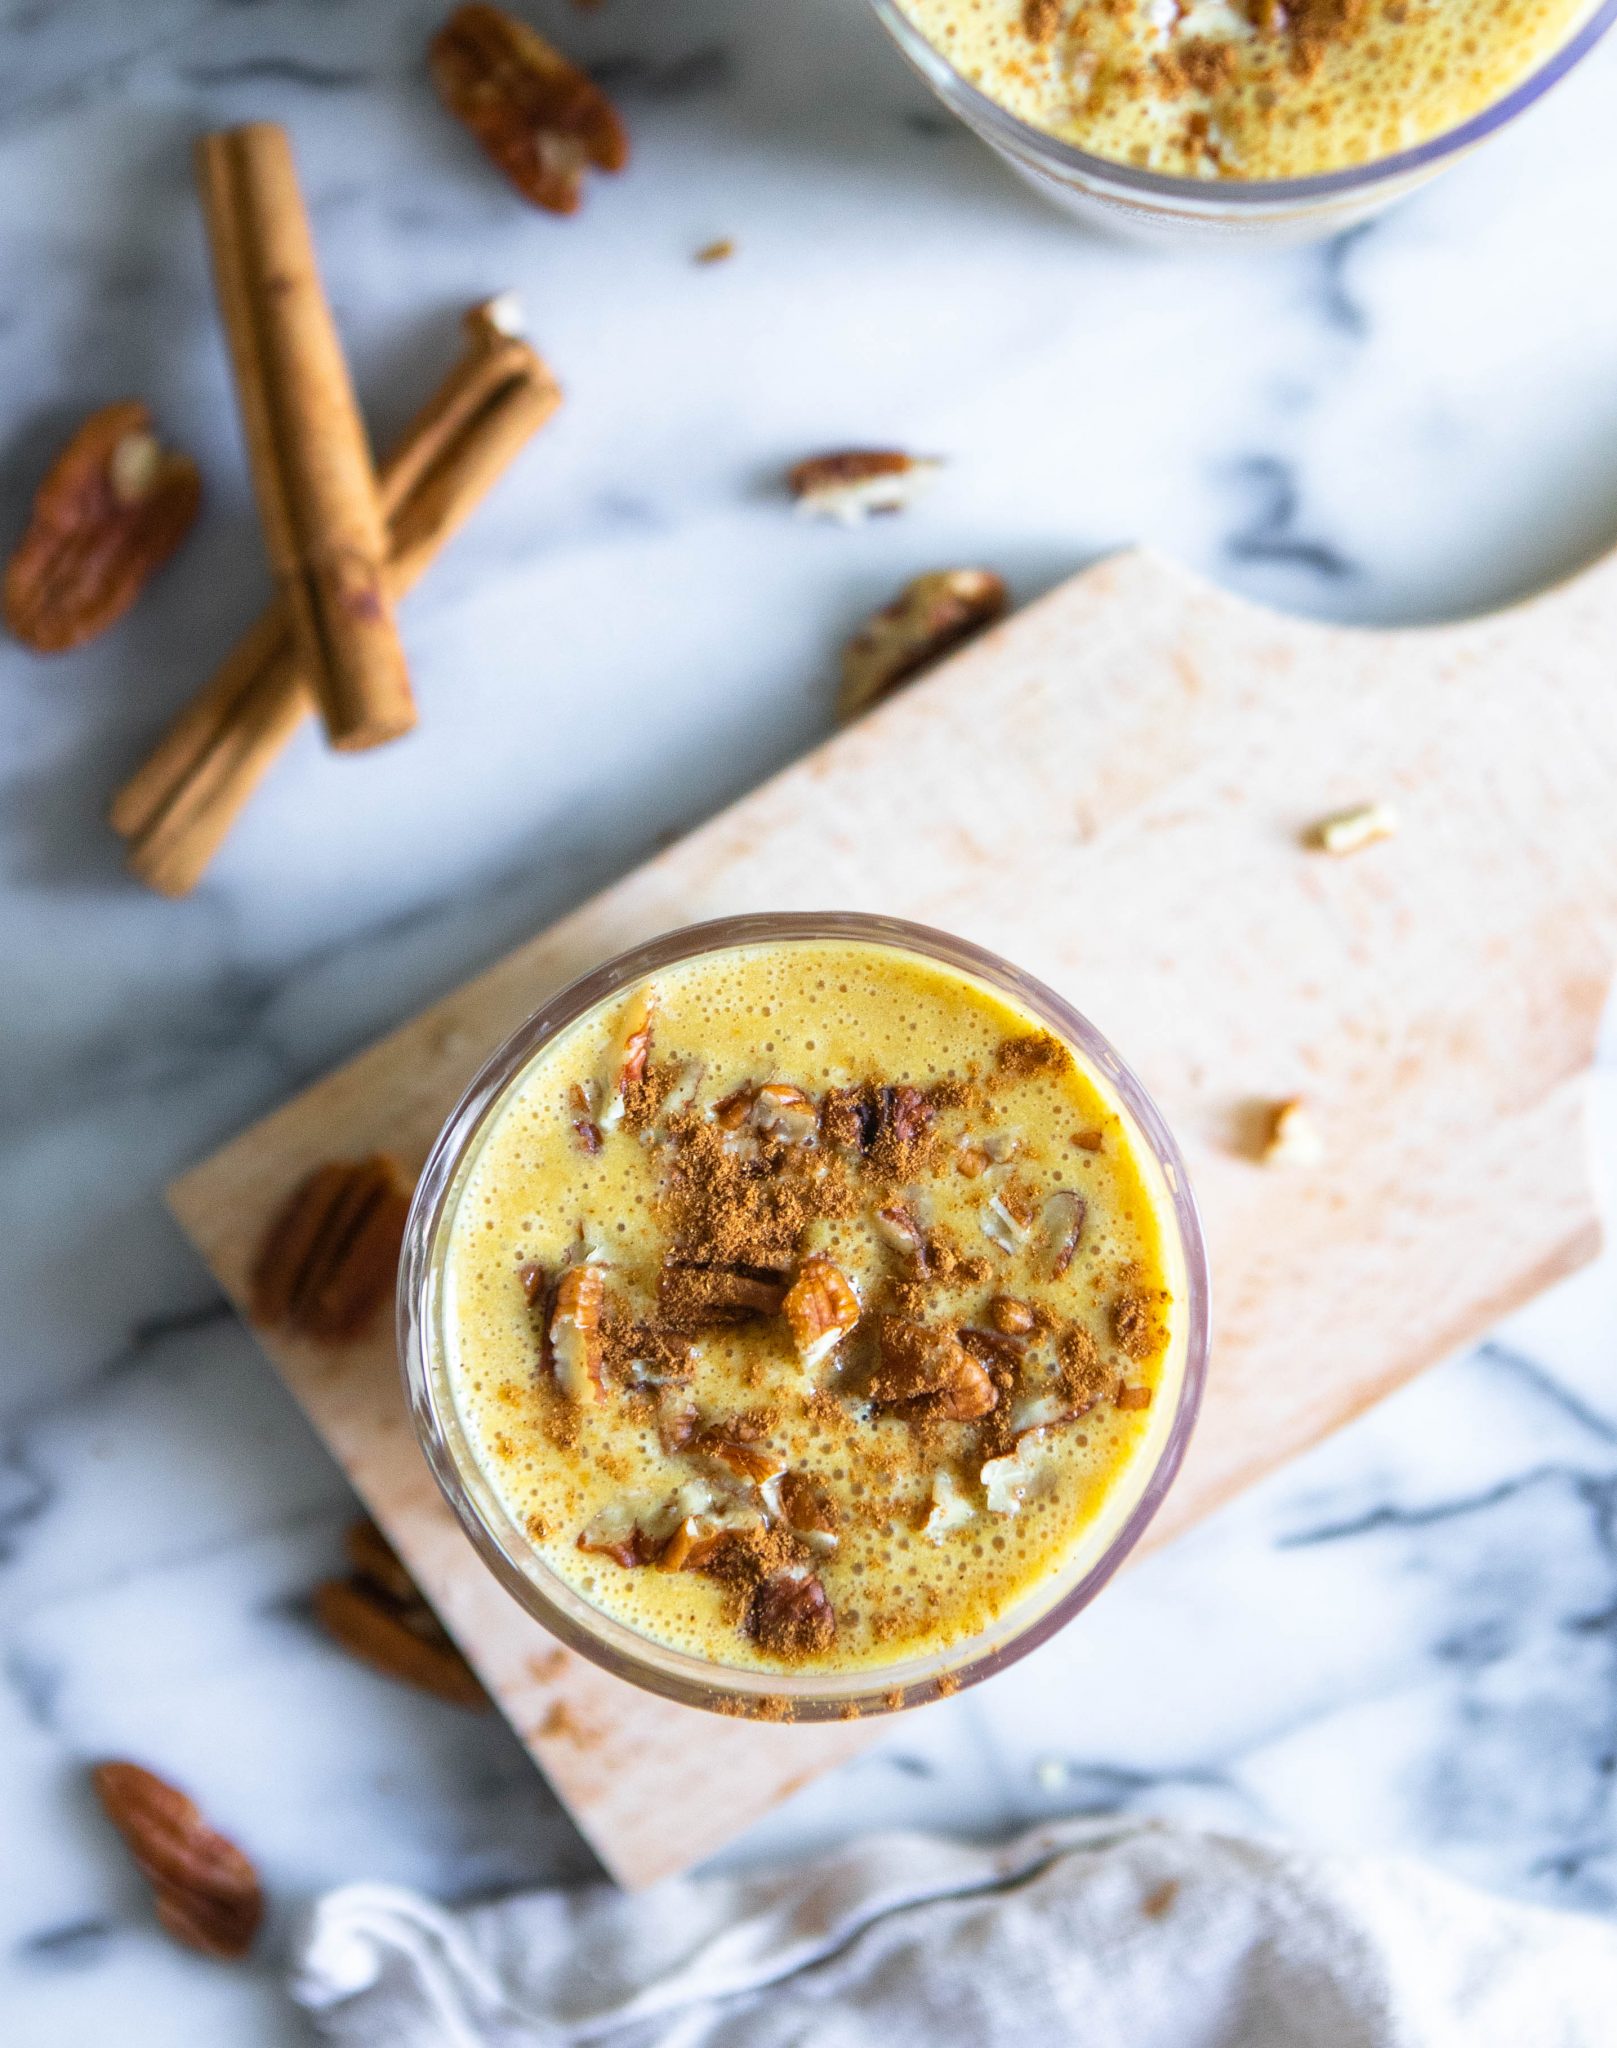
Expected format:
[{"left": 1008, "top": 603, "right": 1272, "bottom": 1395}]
[{"left": 290, "top": 1817, "right": 1617, "bottom": 2047}]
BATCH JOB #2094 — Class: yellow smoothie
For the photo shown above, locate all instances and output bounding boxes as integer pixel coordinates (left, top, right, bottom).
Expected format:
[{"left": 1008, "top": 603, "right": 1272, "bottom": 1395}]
[
  {"left": 442, "top": 937, "right": 1186, "bottom": 1679},
  {"left": 895, "top": 0, "right": 1600, "bottom": 178}
]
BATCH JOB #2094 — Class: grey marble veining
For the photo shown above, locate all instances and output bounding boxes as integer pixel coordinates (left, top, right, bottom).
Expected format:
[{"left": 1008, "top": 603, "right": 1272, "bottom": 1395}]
[{"left": 1, "top": 1, "right": 1615, "bottom": 2040}]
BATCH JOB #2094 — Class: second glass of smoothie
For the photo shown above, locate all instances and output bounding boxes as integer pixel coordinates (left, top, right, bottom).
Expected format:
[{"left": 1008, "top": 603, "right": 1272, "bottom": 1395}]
[
  {"left": 870, "top": 0, "right": 1617, "bottom": 241},
  {"left": 401, "top": 913, "right": 1208, "bottom": 1718}
]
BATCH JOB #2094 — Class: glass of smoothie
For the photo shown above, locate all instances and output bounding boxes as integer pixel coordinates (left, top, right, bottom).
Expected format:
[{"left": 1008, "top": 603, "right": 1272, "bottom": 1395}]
[
  {"left": 869, "top": 0, "right": 1617, "bottom": 243},
  {"left": 400, "top": 913, "right": 1209, "bottom": 1718}
]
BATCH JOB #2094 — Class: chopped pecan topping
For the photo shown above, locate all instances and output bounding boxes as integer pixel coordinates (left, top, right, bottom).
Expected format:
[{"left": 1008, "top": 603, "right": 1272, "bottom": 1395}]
[
  {"left": 250, "top": 1155, "right": 414, "bottom": 1343},
  {"left": 980, "top": 1188, "right": 1033, "bottom": 1256},
  {"left": 924, "top": 1466, "right": 975, "bottom": 1541},
  {"left": 428, "top": 2, "right": 629, "bottom": 214},
  {"left": 750, "top": 1081, "right": 819, "bottom": 1145},
  {"left": 873, "top": 1200, "right": 929, "bottom": 1265},
  {"left": 748, "top": 1565, "right": 836, "bottom": 1657},
  {"left": 782, "top": 1252, "right": 860, "bottom": 1370},
  {"left": 658, "top": 1260, "right": 788, "bottom": 1331},
  {"left": 1041, "top": 1190, "right": 1087, "bottom": 1277},
  {"left": 837, "top": 567, "right": 1007, "bottom": 723},
  {"left": 995, "top": 1031, "right": 1071, "bottom": 1078},
  {"left": 871, "top": 1315, "right": 998, "bottom": 1421},
  {"left": 598, "top": 987, "right": 656, "bottom": 1130},
  {"left": 577, "top": 1501, "right": 657, "bottom": 1568},
  {"left": 567, "top": 1080, "right": 603, "bottom": 1152},
  {"left": 775, "top": 1469, "right": 840, "bottom": 1551},
  {"left": 1111, "top": 1288, "right": 1160, "bottom": 1362},
  {"left": 550, "top": 1264, "right": 606, "bottom": 1401},
  {"left": 958, "top": 1326, "right": 1027, "bottom": 1371},
  {"left": 787, "top": 448, "right": 941, "bottom": 525},
  {"left": 4, "top": 402, "right": 201, "bottom": 652},
  {"left": 981, "top": 1437, "right": 1040, "bottom": 1515},
  {"left": 989, "top": 1295, "right": 1037, "bottom": 1336},
  {"left": 1115, "top": 1382, "right": 1154, "bottom": 1412},
  {"left": 91, "top": 1762, "right": 262, "bottom": 1959}
]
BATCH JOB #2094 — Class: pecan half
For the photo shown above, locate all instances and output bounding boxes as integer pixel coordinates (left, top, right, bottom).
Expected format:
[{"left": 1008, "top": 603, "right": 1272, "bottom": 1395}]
[
  {"left": 871, "top": 1315, "right": 998, "bottom": 1421},
  {"left": 748, "top": 1566, "right": 836, "bottom": 1658},
  {"left": 787, "top": 449, "right": 941, "bottom": 524},
  {"left": 91, "top": 1761, "right": 262, "bottom": 1959},
  {"left": 837, "top": 568, "right": 1007, "bottom": 722},
  {"left": 658, "top": 1260, "right": 788, "bottom": 1331},
  {"left": 5, "top": 402, "right": 200, "bottom": 652},
  {"left": 313, "top": 1572, "right": 489, "bottom": 1709},
  {"left": 429, "top": 3, "right": 629, "bottom": 214},
  {"left": 550, "top": 1264, "right": 607, "bottom": 1401},
  {"left": 782, "top": 1252, "right": 860, "bottom": 1370},
  {"left": 250, "top": 1155, "right": 414, "bottom": 1342}
]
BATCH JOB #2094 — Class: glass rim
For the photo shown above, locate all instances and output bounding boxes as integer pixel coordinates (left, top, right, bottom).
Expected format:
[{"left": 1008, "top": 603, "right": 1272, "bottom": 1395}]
[
  {"left": 867, "top": 0, "right": 1617, "bottom": 208},
  {"left": 399, "top": 911, "right": 1211, "bottom": 1722}
]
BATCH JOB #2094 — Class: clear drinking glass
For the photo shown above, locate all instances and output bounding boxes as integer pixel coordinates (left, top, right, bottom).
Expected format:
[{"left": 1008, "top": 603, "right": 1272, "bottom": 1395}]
[
  {"left": 867, "top": 0, "right": 1617, "bottom": 245},
  {"left": 400, "top": 912, "right": 1210, "bottom": 1719}
]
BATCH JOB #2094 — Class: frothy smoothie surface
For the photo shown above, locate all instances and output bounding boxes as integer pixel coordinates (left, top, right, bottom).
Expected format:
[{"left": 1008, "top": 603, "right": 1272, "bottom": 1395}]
[
  {"left": 441, "top": 938, "right": 1187, "bottom": 1686},
  {"left": 895, "top": 0, "right": 1599, "bottom": 179}
]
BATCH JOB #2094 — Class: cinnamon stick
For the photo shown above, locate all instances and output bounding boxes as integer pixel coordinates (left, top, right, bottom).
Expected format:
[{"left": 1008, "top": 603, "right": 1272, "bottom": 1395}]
[
  {"left": 110, "top": 301, "right": 561, "bottom": 895},
  {"left": 195, "top": 122, "right": 414, "bottom": 750}
]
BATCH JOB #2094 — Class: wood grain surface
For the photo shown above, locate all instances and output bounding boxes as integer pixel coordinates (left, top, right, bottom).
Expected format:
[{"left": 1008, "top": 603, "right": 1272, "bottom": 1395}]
[{"left": 169, "top": 545, "right": 1617, "bottom": 1887}]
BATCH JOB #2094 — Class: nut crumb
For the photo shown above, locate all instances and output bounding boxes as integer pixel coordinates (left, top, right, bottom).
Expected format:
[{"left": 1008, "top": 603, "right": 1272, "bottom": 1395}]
[
  {"left": 1262, "top": 1096, "right": 1324, "bottom": 1167},
  {"left": 694, "top": 236, "right": 736, "bottom": 264},
  {"left": 1311, "top": 800, "right": 1398, "bottom": 855},
  {"left": 837, "top": 567, "right": 1006, "bottom": 722}
]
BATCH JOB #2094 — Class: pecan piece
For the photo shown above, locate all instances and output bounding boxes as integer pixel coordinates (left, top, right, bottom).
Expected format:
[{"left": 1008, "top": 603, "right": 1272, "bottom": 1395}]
[
  {"left": 837, "top": 568, "right": 1007, "bottom": 723},
  {"left": 989, "top": 1294, "right": 1037, "bottom": 1336},
  {"left": 871, "top": 1315, "right": 998, "bottom": 1421},
  {"left": 313, "top": 1573, "right": 488, "bottom": 1709},
  {"left": 550, "top": 1264, "right": 606, "bottom": 1402},
  {"left": 775, "top": 1469, "right": 840, "bottom": 1552},
  {"left": 577, "top": 1501, "right": 659, "bottom": 1568},
  {"left": 787, "top": 449, "right": 941, "bottom": 524},
  {"left": 1041, "top": 1190, "right": 1087, "bottom": 1277},
  {"left": 1262, "top": 1095, "right": 1324, "bottom": 1166},
  {"left": 691, "top": 1413, "right": 785, "bottom": 1484},
  {"left": 750, "top": 1081, "right": 819, "bottom": 1145},
  {"left": 250, "top": 1155, "right": 414, "bottom": 1342},
  {"left": 428, "top": 3, "right": 629, "bottom": 214},
  {"left": 658, "top": 1260, "right": 788, "bottom": 1331},
  {"left": 782, "top": 1252, "right": 860, "bottom": 1370},
  {"left": 598, "top": 987, "right": 656, "bottom": 1130},
  {"left": 748, "top": 1566, "right": 836, "bottom": 1658},
  {"left": 4, "top": 402, "right": 201, "bottom": 653},
  {"left": 1116, "top": 1382, "right": 1154, "bottom": 1411},
  {"left": 91, "top": 1761, "right": 262, "bottom": 1959}
]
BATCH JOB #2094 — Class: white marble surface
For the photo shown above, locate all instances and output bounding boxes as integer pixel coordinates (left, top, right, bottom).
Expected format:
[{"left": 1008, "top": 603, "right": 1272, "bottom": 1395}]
[{"left": 2, "top": 0, "right": 1616, "bottom": 2039}]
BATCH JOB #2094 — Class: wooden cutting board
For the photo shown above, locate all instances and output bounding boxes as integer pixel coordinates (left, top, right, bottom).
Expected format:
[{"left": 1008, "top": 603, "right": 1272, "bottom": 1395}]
[{"left": 169, "top": 545, "right": 1617, "bottom": 1888}]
